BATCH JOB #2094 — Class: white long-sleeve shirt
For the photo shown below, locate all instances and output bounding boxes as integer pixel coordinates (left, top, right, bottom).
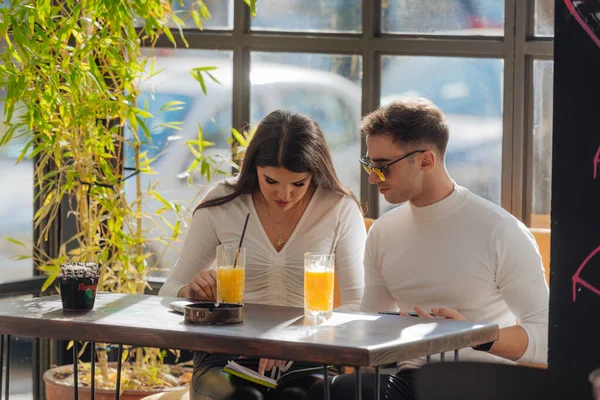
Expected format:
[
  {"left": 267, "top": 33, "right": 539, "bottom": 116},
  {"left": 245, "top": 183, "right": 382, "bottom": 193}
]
[
  {"left": 361, "top": 184, "right": 549, "bottom": 366},
  {"left": 159, "top": 182, "right": 366, "bottom": 310}
]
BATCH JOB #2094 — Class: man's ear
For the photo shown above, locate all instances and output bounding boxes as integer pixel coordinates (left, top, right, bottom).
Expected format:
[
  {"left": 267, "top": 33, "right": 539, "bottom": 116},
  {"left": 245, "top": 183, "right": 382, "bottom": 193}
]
[{"left": 420, "top": 150, "right": 436, "bottom": 171}]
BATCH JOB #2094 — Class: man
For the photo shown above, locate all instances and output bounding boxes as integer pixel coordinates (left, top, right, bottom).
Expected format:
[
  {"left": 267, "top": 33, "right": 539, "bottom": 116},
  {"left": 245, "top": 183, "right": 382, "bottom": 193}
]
[{"left": 307, "top": 98, "right": 549, "bottom": 399}]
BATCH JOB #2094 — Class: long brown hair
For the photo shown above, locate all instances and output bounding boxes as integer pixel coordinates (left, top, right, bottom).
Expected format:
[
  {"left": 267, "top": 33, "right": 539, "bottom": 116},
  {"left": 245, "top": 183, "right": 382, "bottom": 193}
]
[{"left": 195, "top": 109, "right": 360, "bottom": 211}]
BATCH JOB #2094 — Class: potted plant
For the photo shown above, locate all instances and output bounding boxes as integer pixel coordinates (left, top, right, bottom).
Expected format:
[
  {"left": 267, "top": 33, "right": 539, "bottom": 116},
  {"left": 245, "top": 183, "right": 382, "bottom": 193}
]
[{"left": 0, "top": 0, "right": 256, "bottom": 398}]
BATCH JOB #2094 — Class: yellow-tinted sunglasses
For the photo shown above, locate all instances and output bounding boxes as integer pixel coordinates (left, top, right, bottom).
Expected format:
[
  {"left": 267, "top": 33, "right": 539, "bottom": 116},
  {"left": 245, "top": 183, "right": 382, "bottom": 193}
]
[{"left": 359, "top": 150, "right": 426, "bottom": 182}]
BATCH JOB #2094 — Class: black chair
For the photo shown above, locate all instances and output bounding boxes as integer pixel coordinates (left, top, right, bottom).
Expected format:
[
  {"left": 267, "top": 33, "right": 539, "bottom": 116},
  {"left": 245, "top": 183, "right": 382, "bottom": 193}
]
[{"left": 416, "top": 362, "right": 592, "bottom": 400}]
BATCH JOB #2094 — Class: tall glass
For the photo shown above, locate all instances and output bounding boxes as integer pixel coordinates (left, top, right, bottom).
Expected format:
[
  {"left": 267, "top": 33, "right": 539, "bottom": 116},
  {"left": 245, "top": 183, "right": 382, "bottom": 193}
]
[
  {"left": 304, "top": 252, "right": 335, "bottom": 322},
  {"left": 216, "top": 245, "right": 246, "bottom": 305}
]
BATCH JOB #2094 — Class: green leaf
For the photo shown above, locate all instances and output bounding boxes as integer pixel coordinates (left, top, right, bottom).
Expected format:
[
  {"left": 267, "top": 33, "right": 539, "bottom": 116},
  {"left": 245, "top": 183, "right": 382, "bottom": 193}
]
[
  {"left": 171, "top": 14, "right": 185, "bottom": 27},
  {"left": 149, "top": 57, "right": 157, "bottom": 76},
  {"left": 200, "top": 158, "right": 209, "bottom": 177},
  {"left": 191, "top": 66, "right": 218, "bottom": 72},
  {"left": 137, "top": 117, "right": 151, "bottom": 141},
  {"left": 192, "top": 71, "right": 207, "bottom": 95},
  {"left": 197, "top": 123, "right": 204, "bottom": 152},
  {"left": 186, "top": 157, "right": 201, "bottom": 172},
  {"left": 243, "top": 0, "right": 258, "bottom": 16},
  {"left": 158, "top": 215, "right": 174, "bottom": 230},
  {"left": 17, "top": 140, "right": 34, "bottom": 163},
  {"left": 163, "top": 27, "right": 176, "bottom": 47},
  {"left": 173, "top": 220, "right": 181, "bottom": 239},
  {"left": 232, "top": 128, "right": 248, "bottom": 147},
  {"left": 5, "top": 237, "right": 26, "bottom": 247},
  {"left": 158, "top": 121, "right": 184, "bottom": 131},
  {"left": 133, "top": 107, "right": 153, "bottom": 119},
  {"left": 152, "top": 190, "right": 175, "bottom": 211},
  {"left": 11, "top": 255, "right": 33, "bottom": 260},
  {"left": 192, "top": 9, "right": 203, "bottom": 30},
  {"left": 41, "top": 269, "right": 60, "bottom": 292},
  {"left": 160, "top": 101, "right": 185, "bottom": 112},
  {"left": 205, "top": 71, "right": 221, "bottom": 85},
  {"left": 172, "top": 14, "right": 189, "bottom": 48}
]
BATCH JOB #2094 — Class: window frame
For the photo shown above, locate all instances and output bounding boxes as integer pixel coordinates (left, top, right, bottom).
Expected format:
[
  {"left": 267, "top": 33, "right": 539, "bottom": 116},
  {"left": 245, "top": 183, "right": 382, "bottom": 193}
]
[
  {"left": 142, "top": 0, "right": 553, "bottom": 220},
  {"left": 0, "top": 1, "right": 556, "bottom": 395}
]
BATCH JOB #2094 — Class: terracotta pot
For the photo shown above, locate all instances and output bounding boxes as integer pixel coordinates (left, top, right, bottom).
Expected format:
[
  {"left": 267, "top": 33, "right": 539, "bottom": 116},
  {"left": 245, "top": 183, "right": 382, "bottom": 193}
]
[{"left": 43, "top": 363, "right": 189, "bottom": 400}]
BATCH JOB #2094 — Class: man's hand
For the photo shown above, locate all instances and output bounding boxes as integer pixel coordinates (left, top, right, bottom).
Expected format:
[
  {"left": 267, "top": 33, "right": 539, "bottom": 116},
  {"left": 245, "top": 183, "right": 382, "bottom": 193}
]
[
  {"left": 183, "top": 270, "right": 217, "bottom": 301},
  {"left": 258, "top": 358, "right": 286, "bottom": 376},
  {"left": 411, "top": 306, "right": 468, "bottom": 320}
]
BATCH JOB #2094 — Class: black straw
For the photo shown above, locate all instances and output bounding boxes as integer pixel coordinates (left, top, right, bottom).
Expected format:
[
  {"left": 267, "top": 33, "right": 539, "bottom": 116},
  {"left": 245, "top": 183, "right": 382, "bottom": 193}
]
[{"left": 234, "top": 213, "right": 250, "bottom": 268}]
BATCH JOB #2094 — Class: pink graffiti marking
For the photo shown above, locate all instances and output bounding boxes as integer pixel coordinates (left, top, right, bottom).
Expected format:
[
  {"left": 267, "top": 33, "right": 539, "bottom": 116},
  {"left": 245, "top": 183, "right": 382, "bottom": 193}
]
[
  {"left": 564, "top": 0, "right": 600, "bottom": 48},
  {"left": 564, "top": 0, "right": 600, "bottom": 47},
  {"left": 573, "top": 244, "right": 600, "bottom": 302},
  {"left": 594, "top": 144, "right": 600, "bottom": 179}
]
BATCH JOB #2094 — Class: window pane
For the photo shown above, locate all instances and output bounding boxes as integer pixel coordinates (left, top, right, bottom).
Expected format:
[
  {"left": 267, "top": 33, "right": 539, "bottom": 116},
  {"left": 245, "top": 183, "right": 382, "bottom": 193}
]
[
  {"left": 534, "top": 0, "right": 554, "bottom": 37},
  {"left": 0, "top": 101, "right": 33, "bottom": 283},
  {"left": 250, "top": 52, "right": 362, "bottom": 198},
  {"left": 168, "top": 0, "right": 232, "bottom": 30},
  {"left": 379, "top": 56, "right": 503, "bottom": 215},
  {"left": 251, "top": 0, "right": 361, "bottom": 32},
  {"left": 126, "top": 49, "right": 233, "bottom": 276},
  {"left": 531, "top": 60, "right": 554, "bottom": 229},
  {"left": 382, "top": 0, "right": 504, "bottom": 35}
]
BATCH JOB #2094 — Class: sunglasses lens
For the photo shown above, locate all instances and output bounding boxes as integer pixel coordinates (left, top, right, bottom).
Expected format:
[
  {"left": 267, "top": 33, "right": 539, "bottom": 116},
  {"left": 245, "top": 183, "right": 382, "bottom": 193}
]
[{"left": 361, "top": 160, "right": 386, "bottom": 181}]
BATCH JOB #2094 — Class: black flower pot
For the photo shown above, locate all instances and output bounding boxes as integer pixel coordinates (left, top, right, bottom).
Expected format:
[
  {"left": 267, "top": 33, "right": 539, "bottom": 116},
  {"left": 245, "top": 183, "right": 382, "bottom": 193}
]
[{"left": 59, "top": 276, "right": 98, "bottom": 311}]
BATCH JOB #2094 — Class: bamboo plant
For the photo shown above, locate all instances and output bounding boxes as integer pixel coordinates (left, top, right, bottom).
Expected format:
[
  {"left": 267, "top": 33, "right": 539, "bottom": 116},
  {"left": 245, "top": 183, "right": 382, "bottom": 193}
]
[{"left": 0, "top": 0, "right": 256, "bottom": 392}]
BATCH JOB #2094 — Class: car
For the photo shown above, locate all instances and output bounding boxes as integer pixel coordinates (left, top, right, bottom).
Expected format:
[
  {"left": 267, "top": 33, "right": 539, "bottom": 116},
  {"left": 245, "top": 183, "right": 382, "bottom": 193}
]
[
  {"left": 379, "top": 53, "right": 503, "bottom": 213},
  {"left": 382, "top": 0, "right": 503, "bottom": 33},
  {"left": 125, "top": 56, "right": 362, "bottom": 272},
  {"left": 0, "top": 52, "right": 506, "bottom": 278}
]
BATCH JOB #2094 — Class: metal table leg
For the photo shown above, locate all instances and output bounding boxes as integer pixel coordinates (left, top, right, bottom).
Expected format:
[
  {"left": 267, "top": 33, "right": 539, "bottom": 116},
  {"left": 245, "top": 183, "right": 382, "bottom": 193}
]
[
  {"left": 115, "top": 344, "right": 123, "bottom": 400},
  {"left": 355, "top": 366, "right": 362, "bottom": 400},
  {"left": 426, "top": 355, "right": 431, "bottom": 364},
  {"left": 4, "top": 335, "right": 10, "bottom": 400},
  {"left": 323, "top": 365, "right": 330, "bottom": 400},
  {"left": 454, "top": 349, "right": 459, "bottom": 361},
  {"left": 440, "top": 352, "right": 445, "bottom": 362},
  {"left": 73, "top": 341, "right": 79, "bottom": 400},
  {"left": 0, "top": 334, "right": 4, "bottom": 398},
  {"left": 91, "top": 342, "right": 95, "bottom": 400},
  {"left": 375, "top": 366, "right": 381, "bottom": 400}
]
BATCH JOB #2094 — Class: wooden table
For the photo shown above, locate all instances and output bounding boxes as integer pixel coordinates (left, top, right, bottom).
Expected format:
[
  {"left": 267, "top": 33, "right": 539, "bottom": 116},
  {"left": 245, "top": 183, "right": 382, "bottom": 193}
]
[{"left": 0, "top": 293, "right": 499, "bottom": 399}]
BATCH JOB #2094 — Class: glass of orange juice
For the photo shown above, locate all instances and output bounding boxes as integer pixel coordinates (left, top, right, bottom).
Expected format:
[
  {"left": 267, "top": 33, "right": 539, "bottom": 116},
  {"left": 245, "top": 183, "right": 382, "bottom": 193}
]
[
  {"left": 304, "top": 252, "right": 335, "bottom": 322},
  {"left": 216, "top": 245, "right": 246, "bottom": 305}
]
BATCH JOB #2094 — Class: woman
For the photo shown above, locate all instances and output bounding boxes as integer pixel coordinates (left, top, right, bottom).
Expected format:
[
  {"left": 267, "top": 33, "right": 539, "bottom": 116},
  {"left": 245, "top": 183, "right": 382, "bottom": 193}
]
[{"left": 159, "top": 110, "right": 366, "bottom": 400}]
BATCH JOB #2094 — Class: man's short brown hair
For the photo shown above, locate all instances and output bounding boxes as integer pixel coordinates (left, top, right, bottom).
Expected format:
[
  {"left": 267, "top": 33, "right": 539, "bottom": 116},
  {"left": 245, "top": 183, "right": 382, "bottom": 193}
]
[{"left": 360, "top": 97, "right": 449, "bottom": 156}]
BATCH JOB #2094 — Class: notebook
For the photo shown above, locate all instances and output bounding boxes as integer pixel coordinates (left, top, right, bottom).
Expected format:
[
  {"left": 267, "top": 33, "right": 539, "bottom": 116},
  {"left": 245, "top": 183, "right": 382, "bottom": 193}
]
[
  {"left": 168, "top": 300, "right": 194, "bottom": 313},
  {"left": 223, "top": 360, "right": 332, "bottom": 389},
  {"left": 223, "top": 360, "right": 279, "bottom": 389}
]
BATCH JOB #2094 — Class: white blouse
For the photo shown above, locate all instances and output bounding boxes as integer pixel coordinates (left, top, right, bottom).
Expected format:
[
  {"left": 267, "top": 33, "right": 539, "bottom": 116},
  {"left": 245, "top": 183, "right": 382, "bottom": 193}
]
[{"left": 159, "top": 182, "right": 366, "bottom": 310}]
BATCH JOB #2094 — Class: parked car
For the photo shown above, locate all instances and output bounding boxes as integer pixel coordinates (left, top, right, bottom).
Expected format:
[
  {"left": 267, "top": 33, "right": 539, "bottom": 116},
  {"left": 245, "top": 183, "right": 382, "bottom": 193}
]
[
  {"left": 380, "top": 53, "right": 503, "bottom": 213},
  {"left": 125, "top": 57, "right": 362, "bottom": 272},
  {"left": 0, "top": 53, "right": 506, "bottom": 278},
  {"left": 382, "top": 0, "right": 504, "bottom": 33}
]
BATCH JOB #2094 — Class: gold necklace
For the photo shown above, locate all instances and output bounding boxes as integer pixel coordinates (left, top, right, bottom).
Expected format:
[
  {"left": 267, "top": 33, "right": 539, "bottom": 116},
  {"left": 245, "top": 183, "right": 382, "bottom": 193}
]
[{"left": 261, "top": 195, "right": 303, "bottom": 250}]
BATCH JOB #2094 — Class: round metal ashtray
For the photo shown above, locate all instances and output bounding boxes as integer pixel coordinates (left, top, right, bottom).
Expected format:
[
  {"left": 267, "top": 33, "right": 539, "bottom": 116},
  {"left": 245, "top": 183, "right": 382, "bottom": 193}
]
[{"left": 184, "top": 302, "right": 244, "bottom": 324}]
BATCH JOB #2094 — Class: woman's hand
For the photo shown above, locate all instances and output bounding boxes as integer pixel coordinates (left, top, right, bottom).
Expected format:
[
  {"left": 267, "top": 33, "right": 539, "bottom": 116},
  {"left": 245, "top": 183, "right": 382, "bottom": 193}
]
[
  {"left": 183, "top": 270, "right": 217, "bottom": 301},
  {"left": 258, "top": 358, "right": 286, "bottom": 376}
]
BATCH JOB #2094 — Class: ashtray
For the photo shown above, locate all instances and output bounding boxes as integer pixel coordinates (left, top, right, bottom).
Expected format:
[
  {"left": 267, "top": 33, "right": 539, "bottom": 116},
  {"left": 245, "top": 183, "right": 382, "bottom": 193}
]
[{"left": 184, "top": 302, "right": 243, "bottom": 324}]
